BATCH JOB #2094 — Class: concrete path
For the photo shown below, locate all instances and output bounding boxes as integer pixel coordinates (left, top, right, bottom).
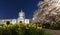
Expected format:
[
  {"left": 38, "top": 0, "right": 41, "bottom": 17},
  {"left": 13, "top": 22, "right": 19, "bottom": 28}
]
[{"left": 45, "top": 29, "right": 60, "bottom": 35}]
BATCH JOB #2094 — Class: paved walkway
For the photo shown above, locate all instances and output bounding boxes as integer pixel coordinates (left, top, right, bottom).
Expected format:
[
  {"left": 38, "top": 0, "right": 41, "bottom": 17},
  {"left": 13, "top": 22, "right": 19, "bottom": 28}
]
[{"left": 45, "top": 29, "right": 60, "bottom": 35}]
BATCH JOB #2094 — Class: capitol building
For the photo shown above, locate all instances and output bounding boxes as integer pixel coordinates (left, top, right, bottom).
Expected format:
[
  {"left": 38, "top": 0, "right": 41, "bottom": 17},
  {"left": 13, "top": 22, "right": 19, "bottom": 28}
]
[{"left": 0, "top": 10, "right": 30, "bottom": 24}]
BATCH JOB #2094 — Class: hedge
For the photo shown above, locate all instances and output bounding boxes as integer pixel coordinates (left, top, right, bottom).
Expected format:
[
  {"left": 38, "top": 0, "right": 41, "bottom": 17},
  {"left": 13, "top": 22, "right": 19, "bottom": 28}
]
[{"left": 0, "top": 23, "right": 52, "bottom": 35}]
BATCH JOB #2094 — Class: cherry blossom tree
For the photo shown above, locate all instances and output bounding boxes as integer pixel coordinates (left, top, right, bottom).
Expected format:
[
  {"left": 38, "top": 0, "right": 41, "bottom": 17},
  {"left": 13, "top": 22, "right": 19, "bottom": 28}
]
[{"left": 32, "top": 0, "right": 60, "bottom": 24}]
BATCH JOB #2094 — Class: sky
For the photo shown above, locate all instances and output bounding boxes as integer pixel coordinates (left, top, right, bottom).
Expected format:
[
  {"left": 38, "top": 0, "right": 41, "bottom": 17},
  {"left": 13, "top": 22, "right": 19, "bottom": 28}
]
[{"left": 0, "top": 0, "right": 43, "bottom": 19}]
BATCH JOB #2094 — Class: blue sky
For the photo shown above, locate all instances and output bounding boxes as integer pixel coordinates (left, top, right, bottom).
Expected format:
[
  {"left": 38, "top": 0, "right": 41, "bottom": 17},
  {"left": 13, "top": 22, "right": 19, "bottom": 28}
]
[{"left": 0, "top": 0, "right": 43, "bottom": 19}]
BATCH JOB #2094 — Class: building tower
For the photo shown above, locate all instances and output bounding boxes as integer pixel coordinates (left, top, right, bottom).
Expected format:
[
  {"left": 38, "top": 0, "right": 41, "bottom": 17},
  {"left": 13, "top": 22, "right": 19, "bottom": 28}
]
[
  {"left": 18, "top": 10, "right": 25, "bottom": 23},
  {"left": 19, "top": 10, "right": 25, "bottom": 19}
]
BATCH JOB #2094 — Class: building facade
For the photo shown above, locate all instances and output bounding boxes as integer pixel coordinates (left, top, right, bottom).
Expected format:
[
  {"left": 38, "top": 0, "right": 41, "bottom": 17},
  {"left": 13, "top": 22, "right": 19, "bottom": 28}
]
[{"left": 0, "top": 10, "right": 30, "bottom": 24}]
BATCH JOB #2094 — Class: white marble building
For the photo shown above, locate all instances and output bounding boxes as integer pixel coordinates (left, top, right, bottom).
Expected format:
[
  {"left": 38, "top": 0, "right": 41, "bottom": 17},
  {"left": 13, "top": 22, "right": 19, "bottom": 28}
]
[{"left": 0, "top": 10, "right": 30, "bottom": 24}]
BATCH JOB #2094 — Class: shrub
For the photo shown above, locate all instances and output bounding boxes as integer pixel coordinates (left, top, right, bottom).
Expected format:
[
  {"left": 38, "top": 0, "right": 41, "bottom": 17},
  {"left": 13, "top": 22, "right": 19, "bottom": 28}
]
[
  {"left": 0, "top": 23, "right": 52, "bottom": 35},
  {"left": 42, "top": 23, "right": 50, "bottom": 29},
  {"left": 50, "top": 20, "right": 60, "bottom": 30}
]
